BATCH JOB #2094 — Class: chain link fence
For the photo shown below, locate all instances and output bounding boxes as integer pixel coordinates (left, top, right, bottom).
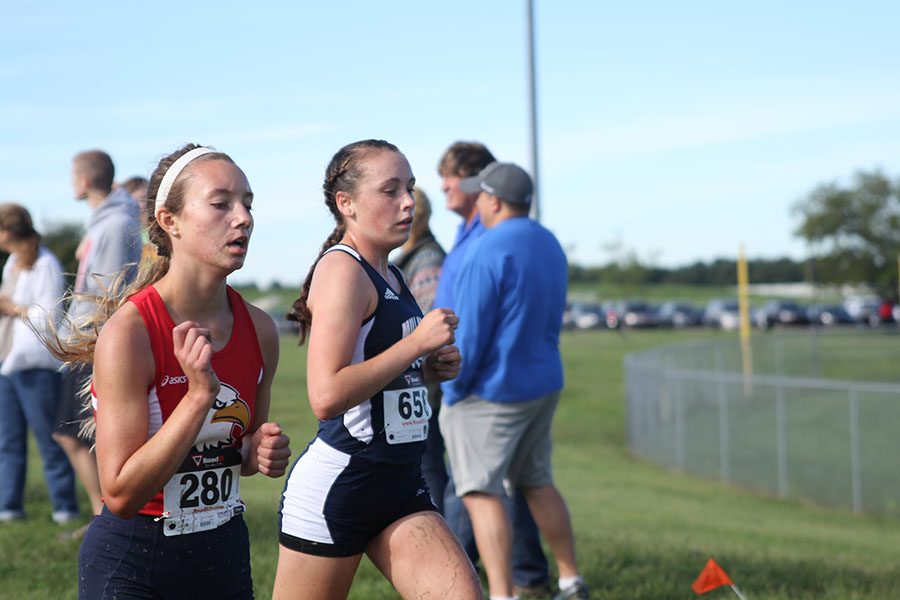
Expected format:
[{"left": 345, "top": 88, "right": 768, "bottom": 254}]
[{"left": 625, "top": 329, "right": 900, "bottom": 515}]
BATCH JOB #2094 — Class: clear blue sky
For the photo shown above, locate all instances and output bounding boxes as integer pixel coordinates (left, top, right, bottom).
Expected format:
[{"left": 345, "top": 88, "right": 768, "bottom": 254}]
[{"left": 3, "top": 1, "right": 899, "bottom": 287}]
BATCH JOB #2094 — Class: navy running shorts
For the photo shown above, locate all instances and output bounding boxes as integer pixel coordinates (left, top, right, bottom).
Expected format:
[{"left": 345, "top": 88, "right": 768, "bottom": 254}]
[
  {"left": 79, "top": 506, "right": 253, "bottom": 599},
  {"left": 279, "top": 438, "right": 436, "bottom": 557}
]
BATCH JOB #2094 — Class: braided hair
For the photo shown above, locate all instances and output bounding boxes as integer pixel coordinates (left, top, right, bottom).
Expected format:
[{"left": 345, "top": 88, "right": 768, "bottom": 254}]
[{"left": 287, "top": 139, "right": 401, "bottom": 344}]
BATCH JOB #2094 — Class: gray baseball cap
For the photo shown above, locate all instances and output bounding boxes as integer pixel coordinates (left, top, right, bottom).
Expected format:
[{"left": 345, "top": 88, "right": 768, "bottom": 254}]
[{"left": 458, "top": 161, "right": 533, "bottom": 205}]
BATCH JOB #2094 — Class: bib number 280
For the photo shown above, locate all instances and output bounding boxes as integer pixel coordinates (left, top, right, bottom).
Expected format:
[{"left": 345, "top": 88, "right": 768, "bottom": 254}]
[{"left": 179, "top": 468, "right": 234, "bottom": 508}]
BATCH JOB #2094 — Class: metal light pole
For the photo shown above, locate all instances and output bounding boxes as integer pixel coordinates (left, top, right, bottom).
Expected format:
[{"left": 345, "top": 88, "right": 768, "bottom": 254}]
[{"left": 526, "top": 0, "right": 541, "bottom": 222}]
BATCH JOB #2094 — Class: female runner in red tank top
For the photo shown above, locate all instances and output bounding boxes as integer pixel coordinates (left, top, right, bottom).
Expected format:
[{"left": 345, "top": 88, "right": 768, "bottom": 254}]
[{"left": 51, "top": 144, "right": 291, "bottom": 599}]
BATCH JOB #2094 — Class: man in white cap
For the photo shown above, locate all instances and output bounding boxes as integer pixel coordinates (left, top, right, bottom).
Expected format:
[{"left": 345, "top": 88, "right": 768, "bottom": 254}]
[{"left": 440, "top": 162, "right": 588, "bottom": 600}]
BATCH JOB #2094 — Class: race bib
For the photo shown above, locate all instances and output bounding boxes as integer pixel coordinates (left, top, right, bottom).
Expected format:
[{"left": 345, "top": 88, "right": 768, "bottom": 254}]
[
  {"left": 161, "top": 454, "right": 244, "bottom": 536},
  {"left": 383, "top": 386, "right": 431, "bottom": 444}
]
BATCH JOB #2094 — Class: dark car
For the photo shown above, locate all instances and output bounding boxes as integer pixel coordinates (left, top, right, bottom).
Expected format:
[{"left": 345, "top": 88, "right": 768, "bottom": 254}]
[
  {"left": 754, "top": 300, "right": 810, "bottom": 330},
  {"left": 806, "top": 304, "right": 854, "bottom": 326},
  {"left": 606, "top": 301, "right": 658, "bottom": 329},
  {"left": 656, "top": 301, "right": 702, "bottom": 328}
]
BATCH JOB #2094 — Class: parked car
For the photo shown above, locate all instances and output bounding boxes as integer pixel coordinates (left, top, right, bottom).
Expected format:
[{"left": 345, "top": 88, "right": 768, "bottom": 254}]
[
  {"left": 702, "top": 298, "right": 741, "bottom": 330},
  {"left": 656, "top": 301, "right": 702, "bottom": 328},
  {"left": 569, "top": 301, "right": 605, "bottom": 330},
  {"left": 877, "top": 300, "right": 895, "bottom": 325},
  {"left": 843, "top": 297, "right": 895, "bottom": 327},
  {"left": 606, "top": 300, "right": 659, "bottom": 329},
  {"left": 806, "top": 304, "right": 854, "bottom": 326},
  {"left": 754, "top": 300, "right": 810, "bottom": 330}
]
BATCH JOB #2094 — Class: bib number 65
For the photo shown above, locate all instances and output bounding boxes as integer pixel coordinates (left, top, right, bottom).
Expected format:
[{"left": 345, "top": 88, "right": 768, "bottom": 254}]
[{"left": 398, "top": 388, "right": 430, "bottom": 420}]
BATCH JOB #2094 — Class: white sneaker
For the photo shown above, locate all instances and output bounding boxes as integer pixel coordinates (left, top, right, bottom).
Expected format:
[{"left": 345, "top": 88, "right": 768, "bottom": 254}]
[
  {"left": 553, "top": 580, "right": 590, "bottom": 600},
  {"left": 0, "top": 510, "right": 25, "bottom": 522},
  {"left": 52, "top": 511, "right": 80, "bottom": 524}
]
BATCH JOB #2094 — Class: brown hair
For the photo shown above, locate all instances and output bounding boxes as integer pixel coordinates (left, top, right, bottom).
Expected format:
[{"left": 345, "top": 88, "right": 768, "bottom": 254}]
[
  {"left": 437, "top": 141, "right": 496, "bottom": 178},
  {"left": 73, "top": 150, "right": 115, "bottom": 194},
  {"left": 121, "top": 176, "right": 149, "bottom": 198},
  {"left": 0, "top": 203, "right": 40, "bottom": 268},
  {"left": 287, "top": 139, "right": 401, "bottom": 344}
]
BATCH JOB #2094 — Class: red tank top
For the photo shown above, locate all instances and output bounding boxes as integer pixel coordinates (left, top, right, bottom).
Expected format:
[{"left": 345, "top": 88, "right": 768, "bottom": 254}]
[{"left": 110, "top": 285, "right": 263, "bottom": 517}]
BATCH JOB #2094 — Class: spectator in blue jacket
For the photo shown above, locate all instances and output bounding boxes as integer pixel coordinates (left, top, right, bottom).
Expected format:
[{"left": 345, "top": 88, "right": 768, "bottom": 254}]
[
  {"left": 435, "top": 142, "right": 551, "bottom": 597},
  {"left": 440, "top": 162, "right": 588, "bottom": 600}
]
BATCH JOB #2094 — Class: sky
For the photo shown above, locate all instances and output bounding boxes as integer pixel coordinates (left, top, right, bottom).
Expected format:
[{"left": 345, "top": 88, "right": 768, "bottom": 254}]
[{"left": 2, "top": 1, "right": 900, "bottom": 287}]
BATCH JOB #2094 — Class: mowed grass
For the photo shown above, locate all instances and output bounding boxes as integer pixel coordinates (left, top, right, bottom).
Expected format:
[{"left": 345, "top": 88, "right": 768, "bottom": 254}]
[{"left": 3, "top": 329, "right": 900, "bottom": 599}]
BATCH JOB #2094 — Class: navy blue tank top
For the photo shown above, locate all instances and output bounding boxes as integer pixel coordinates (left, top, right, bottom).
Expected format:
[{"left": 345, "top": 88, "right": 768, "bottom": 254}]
[{"left": 314, "top": 244, "right": 430, "bottom": 464}]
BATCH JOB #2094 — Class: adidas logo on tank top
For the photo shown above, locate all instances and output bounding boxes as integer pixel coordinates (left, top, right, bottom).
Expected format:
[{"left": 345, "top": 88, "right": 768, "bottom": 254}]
[{"left": 384, "top": 288, "right": 399, "bottom": 300}]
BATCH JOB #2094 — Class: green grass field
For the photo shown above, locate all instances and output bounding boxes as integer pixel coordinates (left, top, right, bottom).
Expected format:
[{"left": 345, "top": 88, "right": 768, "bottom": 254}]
[{"left": 3, "top": 329, "right": 900, "bottom": 599}]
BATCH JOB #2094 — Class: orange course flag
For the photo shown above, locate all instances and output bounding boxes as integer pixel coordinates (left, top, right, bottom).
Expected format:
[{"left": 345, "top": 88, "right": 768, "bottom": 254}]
[{"left": 692, "top": 559, "right": 734, "bottom": 594}]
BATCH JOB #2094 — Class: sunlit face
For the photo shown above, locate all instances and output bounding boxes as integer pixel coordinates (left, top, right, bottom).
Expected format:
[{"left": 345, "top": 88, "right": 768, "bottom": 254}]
[
  {"left": 441, "top": 173, "right": 478, "bottom": 220},
  {"left": 344, "top": 150, "right": 416, "bottom": 252},
  {"left": 165, "top": 159, "right": 254, "bottom": 274}
]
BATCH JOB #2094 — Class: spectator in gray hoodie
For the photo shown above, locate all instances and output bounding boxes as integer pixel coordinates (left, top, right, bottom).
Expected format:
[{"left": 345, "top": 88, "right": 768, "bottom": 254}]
[{"left": 52, "top": 149, "right": 141, "bottom": 526}]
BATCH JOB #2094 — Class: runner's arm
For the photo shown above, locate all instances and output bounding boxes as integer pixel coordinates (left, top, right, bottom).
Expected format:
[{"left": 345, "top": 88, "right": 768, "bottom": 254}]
[
  {"left": 306, "top": 251, "right": 456, "bottom": 420},
  {"left": 94, "top": 305, "right": 219, "bottom": 518}
]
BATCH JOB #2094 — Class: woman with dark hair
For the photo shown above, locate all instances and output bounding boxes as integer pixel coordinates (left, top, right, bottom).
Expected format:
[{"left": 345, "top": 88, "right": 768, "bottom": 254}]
[
  {"left": 275, "top": 140, "right": 482, "bottom": 599},
  {"left": 0, "top": 203, "right": 78, "bottom": 524},
  {"left": 49, "top": 144, "right": 291, "bottom": 599}
]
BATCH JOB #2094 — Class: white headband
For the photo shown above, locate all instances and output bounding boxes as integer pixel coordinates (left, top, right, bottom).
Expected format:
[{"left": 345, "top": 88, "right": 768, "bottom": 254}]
[{"left": 154, "top": 147, "right": 216, "bottom": 214}]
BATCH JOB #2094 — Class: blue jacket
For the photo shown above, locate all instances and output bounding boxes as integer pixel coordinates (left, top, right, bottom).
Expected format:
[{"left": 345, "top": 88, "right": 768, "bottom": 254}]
[
  {"left": 442, "top": 217, "right": 567, "bottom": 405},
  {"left": 433, "top": 213, "right": 484, "bottom": 312}
]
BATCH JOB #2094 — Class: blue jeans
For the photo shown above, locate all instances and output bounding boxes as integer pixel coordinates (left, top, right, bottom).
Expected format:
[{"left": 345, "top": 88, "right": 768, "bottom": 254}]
[
  {"left": 0, "top": 369, "right": 78, "bottom": 514},
  {"left": 443, "top": 465, "right": 550, "bottom": 588}
]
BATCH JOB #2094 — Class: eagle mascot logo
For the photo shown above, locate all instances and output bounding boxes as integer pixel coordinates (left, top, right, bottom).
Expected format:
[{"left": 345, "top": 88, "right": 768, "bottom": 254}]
[{"left": 193, "top": 383, "right": 251, "bottom": 451}]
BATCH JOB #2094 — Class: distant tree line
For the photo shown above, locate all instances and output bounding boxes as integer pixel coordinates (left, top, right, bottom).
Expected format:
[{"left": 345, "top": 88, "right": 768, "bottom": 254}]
[
  {"left": 571, "top": 168, "right": 900, "bottom": 298},
  {"left": 568, "top": 257, "right": 806, "bottom": 286},
  {"left": 8, "top": 168, "right": 896, "bottom": 299}
]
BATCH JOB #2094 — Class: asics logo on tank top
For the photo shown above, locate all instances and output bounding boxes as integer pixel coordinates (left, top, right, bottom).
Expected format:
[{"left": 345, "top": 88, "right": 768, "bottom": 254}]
[
  {"left": 401, "top": 316, "right": 423, "bottom": 369},
  {"left": 384, "top": 287, "right": 399, "bottom": 300},
  {"left": 160, "top": 374, "right": 188, "bottom": 387}
]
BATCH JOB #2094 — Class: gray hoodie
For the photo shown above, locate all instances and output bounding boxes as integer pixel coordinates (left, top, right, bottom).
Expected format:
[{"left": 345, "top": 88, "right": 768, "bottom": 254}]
[{"left": 66, "top": 187, "right": 142, "bottom": 327}]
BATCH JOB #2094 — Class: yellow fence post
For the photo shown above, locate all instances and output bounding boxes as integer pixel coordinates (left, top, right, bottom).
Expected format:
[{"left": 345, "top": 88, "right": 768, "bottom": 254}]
[{"left": 738, "top": 244, "right": 752, "bottom": 397}]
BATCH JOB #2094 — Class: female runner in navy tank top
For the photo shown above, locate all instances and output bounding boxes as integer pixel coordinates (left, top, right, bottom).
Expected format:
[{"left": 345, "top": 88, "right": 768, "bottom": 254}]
[
  {"left": 275, "top": 140, "right": 483, "bottom": 599},
  {"left": 49, "top": 144, "right": 292, "bottom": 599}
]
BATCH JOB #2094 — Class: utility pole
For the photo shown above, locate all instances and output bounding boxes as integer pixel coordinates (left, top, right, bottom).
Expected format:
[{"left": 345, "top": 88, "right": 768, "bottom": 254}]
[{"left": 526, "top": 0, "right": 540, "bottom": 222}]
